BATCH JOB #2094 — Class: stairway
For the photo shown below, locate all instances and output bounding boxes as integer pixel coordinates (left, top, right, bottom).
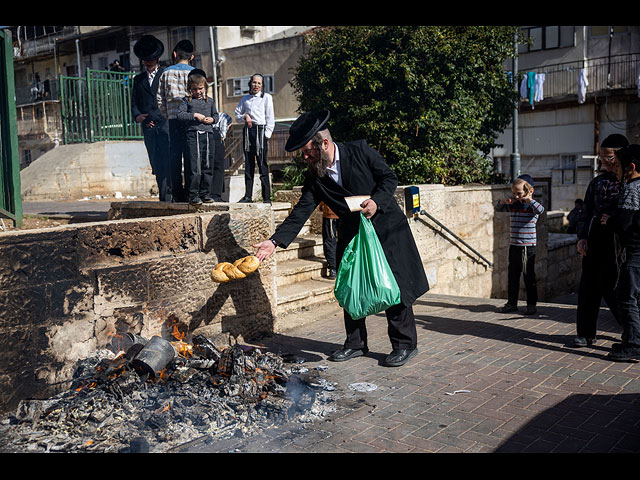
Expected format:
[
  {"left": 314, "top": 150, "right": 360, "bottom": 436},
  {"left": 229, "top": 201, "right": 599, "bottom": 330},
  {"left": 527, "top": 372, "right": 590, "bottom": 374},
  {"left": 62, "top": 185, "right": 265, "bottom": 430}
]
[{"left": 271, "top": 202, "right": 337, "bottom": 317}]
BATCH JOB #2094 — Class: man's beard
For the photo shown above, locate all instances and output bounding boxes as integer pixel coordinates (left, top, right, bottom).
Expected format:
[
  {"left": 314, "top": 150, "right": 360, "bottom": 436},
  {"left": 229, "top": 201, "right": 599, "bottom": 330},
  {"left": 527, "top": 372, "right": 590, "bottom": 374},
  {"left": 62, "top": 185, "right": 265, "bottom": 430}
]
[{"left": 308, "top": 148, "right": 332, "bottom": 177}]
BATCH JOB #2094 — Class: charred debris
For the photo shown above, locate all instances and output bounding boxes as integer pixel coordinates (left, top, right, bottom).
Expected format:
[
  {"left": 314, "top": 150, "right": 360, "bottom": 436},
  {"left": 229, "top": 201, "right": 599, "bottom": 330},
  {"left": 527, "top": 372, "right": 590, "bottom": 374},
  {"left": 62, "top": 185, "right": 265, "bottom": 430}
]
[{"left": 0, "top": 328, "right": 337, "bottom": 453}]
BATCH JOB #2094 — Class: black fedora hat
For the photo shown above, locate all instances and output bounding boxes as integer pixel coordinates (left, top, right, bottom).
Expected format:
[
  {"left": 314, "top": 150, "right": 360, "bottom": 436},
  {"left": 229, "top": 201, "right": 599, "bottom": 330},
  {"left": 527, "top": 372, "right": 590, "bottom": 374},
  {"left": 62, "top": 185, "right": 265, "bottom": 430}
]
[
  {"left": 134, "top": 35, "right": 164, "bottom": 61},
  {"left": 285, "top": 110, "right": 331, "bottom": 152}
]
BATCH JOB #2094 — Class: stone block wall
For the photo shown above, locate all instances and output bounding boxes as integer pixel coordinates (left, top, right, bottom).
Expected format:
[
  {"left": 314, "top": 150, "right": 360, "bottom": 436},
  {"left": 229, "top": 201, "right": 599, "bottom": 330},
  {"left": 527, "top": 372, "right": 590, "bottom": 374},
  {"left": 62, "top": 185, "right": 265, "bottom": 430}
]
[
  {"left": 405, "top": 184, "right": 548, "bottom": 302},
  {"left": 0, "top": 204, "right": 275, "bottom": 413},
  {"left": 275, "top": 183, "right": 565, "bottom": 302}
]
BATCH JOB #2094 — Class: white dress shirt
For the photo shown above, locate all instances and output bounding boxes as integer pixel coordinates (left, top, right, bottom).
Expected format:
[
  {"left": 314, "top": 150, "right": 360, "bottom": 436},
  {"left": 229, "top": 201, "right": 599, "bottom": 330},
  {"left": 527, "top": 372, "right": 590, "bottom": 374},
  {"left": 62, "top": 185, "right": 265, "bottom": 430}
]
[
  {"left": 235, "top": 92, "right": 275, "bottom": 138},
  {"left": 327, "top": 142, "right": 342, "bottom": 186},
  {"left": 147, "top": 66, "right": 158, "bottom": 87}
]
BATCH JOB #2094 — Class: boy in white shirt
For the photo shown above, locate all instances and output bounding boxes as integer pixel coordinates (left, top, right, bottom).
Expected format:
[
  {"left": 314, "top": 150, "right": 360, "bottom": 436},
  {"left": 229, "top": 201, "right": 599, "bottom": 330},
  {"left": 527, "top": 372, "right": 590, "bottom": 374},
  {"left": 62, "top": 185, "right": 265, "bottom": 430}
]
[{"left": 235, "top": 74, "right": 275, "bottom": 204}]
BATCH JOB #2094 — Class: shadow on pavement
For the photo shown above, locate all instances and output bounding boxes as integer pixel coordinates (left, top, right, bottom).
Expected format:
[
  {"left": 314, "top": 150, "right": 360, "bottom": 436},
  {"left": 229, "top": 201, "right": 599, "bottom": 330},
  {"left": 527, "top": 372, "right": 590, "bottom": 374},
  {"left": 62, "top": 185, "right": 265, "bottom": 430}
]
[{"left": 494, "top": 393, "right": 640, "bottom": 453}]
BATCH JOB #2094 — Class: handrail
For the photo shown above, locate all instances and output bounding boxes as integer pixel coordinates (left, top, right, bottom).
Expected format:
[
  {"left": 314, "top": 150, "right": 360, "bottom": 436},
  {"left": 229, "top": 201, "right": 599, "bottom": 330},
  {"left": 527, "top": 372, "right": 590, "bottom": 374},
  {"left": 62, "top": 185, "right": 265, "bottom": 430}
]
[{"left": 418, "top": 209, "right": 493, "bottom": 268}]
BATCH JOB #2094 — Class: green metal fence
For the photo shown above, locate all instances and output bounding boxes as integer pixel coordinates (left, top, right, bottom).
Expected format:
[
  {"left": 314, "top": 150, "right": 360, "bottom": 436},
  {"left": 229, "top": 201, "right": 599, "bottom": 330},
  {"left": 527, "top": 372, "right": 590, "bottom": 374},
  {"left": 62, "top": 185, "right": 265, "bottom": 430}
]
[
  {"left": 60, "top": 69, "right": 142, "bottom": 144},
  {"left": 0, "top": 29, "right": 22, "bottom": 228}
]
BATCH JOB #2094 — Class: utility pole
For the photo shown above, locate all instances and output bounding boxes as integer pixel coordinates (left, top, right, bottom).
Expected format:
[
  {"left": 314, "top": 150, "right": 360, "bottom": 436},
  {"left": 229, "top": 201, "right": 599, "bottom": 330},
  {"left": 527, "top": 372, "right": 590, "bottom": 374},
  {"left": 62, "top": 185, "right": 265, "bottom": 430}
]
[
  {"left": 209, "top": 26, "right": 219, "bottom": 112},
  {"left": 510, "top": 31, "right": 520, "bottom": 182}
]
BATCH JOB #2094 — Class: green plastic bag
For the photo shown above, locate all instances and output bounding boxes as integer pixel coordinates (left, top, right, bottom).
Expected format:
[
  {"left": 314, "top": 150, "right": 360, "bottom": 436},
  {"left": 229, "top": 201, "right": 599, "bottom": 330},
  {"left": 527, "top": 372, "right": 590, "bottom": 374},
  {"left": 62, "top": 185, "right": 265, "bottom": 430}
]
[{"left": 334, "top": 213, "right": 401, "bottom": 320}]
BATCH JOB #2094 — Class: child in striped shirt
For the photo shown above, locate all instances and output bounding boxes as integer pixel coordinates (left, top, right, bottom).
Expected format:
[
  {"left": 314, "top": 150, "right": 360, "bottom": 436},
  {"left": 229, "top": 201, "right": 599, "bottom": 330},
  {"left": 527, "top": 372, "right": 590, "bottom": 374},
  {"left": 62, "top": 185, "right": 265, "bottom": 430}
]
[{"left": 496, "top": 174, "right": 545, "bottom": 315}]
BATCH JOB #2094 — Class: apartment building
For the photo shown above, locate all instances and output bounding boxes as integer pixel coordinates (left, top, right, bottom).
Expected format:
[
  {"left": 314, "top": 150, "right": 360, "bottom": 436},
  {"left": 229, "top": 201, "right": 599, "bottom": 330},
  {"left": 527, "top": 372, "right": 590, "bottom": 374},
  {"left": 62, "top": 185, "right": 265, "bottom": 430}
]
[
  {"left": 491, "top": 26, "right": 640, "bottom": 210},
  {"left": 6, "top": 26, "right": 313, "bottom": 167}
]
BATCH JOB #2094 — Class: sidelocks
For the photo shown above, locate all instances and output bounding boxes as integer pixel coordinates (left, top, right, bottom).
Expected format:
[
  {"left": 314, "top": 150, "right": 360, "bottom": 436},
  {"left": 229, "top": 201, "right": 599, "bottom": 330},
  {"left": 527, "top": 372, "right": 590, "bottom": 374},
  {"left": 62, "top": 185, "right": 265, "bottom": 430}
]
[{"left": 211, "top": 255, "right": 260, "bottom": 283}]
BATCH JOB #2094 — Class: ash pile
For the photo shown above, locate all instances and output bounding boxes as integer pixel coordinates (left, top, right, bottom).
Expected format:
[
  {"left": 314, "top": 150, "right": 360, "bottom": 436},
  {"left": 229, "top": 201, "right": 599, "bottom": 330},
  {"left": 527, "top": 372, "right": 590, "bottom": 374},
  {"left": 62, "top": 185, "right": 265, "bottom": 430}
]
[{"left": 0, "top": 332, "right": 336, "bottom": 453}]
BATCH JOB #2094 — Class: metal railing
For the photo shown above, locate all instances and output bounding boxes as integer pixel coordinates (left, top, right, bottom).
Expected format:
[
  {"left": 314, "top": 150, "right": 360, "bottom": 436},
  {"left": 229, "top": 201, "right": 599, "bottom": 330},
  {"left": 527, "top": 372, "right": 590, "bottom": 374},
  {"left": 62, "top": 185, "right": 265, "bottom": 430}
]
[
  {"left": 529, "top": 53, "right": 640, "bottom": 100},
  {"left": 0, "top": 29, "right": 22, "bottom": 227},
  {"left": 60, "top": 69, "right": 142, "bottom": 144}
]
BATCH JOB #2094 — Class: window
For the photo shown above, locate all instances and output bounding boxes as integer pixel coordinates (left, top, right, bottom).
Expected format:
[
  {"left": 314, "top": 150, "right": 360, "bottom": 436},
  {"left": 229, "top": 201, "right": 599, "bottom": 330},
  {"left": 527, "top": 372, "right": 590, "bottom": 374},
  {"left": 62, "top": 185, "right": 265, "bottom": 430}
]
[
  {"left": 591, "top": 26, "right": 629, "bottom": 37},
  {"left": 561, "top": 155, "right": 576, "bottom": 185},
  {"left": 170, "top": 27, "right": 195, "bottom": 51},
  {"left": 226, "top": 75, "right": 275, "bottom": 97},
  {"left": 519, "top": 26, "right": 574, "bottom": 52}
]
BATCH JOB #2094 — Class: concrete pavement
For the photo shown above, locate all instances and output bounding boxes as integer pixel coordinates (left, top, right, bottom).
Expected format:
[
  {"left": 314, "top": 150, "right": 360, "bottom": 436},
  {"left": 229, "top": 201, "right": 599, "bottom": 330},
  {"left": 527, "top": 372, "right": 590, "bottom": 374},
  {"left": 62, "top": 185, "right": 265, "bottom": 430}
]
[
  {"left": 173, "top": 293, "right": 640, "bottom": 453},
  {"left": 21, "top": 198, "right": 139, "bottom": 221}
]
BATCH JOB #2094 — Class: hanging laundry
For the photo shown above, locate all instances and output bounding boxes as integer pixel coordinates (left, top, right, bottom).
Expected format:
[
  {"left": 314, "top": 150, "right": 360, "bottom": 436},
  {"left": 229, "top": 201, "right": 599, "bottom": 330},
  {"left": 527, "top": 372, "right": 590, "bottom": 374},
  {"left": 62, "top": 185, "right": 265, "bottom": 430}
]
[
  {"left": 520, "top": 76, "right": 528, "bottom": 99},
  {"left": 527, "top": 71, "right": 537, "bottom": 108},
  {"left": 578, "top": 68, "right": 588, "bottom": 104},
  {"left": 534, "top": 73, "right": 545, "bottom": 103}
]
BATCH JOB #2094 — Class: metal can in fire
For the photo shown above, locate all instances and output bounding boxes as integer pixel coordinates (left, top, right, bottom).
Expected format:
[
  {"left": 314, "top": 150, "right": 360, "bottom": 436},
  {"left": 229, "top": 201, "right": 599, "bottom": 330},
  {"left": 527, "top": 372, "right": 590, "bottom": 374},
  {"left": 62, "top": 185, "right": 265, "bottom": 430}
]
[{"left": 131, "top": 336, "right": 177, "bottom": 378}]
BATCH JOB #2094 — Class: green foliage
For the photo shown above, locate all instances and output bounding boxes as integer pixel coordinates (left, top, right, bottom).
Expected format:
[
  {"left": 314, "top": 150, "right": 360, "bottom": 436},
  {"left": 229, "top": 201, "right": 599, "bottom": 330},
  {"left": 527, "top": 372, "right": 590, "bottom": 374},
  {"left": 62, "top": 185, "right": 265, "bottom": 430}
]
[
  {"left": 280, "top": 154, "right": 308, "bottom": 190},
  {"left": 290, "top": 26, "right": 519, "bottom": 186}
]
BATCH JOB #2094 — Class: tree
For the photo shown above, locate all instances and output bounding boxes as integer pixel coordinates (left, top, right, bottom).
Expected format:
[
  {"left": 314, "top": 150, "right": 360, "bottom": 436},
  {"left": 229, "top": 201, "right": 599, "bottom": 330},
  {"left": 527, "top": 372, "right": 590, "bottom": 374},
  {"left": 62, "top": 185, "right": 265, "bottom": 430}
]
[{"left": 290, "top": 25, "right": 520, "bottom": 185}]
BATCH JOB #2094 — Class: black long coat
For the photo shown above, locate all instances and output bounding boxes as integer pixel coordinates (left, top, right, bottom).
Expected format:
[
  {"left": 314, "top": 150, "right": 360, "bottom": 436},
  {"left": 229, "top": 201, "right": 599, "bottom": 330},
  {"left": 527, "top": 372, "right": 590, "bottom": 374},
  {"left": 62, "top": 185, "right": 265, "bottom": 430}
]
[
  {"left": 272, "top": 140, "right": 429, "bottom": 307},
  {"left": 132, "top": 67, "right": 166, "bottom": 126}
]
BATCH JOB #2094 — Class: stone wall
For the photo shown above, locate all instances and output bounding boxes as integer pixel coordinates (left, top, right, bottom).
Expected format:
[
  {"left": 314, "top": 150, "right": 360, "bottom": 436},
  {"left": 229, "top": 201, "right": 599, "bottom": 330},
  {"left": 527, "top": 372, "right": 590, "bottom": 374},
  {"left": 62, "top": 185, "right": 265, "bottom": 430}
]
[
  {"left": 20, "top": 141, "right": 156, "bottom": 201},
  {"left": 275, "top": 183, "right": 579, "bottom": 302},
  {"left": 0, "top": 204, "right": 275, "bottom": 413}
]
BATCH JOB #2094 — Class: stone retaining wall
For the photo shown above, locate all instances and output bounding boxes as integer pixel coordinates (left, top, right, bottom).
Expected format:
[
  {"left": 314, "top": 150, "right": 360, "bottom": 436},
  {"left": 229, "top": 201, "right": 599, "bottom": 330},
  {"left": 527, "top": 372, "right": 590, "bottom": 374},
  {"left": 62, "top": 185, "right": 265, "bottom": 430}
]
[
  {"left": 275, "top": 183, "right": 579, "bottom": 301},
  {"left": 0, "top": 204, "right": 275, "bottom": 412}
]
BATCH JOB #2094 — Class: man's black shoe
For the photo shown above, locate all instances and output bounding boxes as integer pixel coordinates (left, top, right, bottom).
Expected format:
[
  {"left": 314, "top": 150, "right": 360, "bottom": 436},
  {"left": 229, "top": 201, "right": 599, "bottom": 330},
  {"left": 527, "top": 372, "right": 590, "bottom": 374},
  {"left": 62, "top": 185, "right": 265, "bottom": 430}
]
[
  {"left": 328, "top": 347, "right": 368, "bottom": 362},
  {"left": 567, "top": 336, "right": 596, "bottom": 348},
  {"left": 238, "top": 197, "right": 252, "bottom": 203},
  {"left": 327, "top": 268, "right": 337, "bottom": 279},
  {"left": 499, "top": 303, "right": 518, "bottom": 313},
  {"left": 384, "top": 347, "right": 418, "bottom": 367},
  {"left": 189, "top": 197, "right": 203, "bottom": 206},
  {"left": 608, "top": 347, "right": 640, "bottom": 362},
  {"left": 202, "top": 196, "right": 215, "bottom": 203}
]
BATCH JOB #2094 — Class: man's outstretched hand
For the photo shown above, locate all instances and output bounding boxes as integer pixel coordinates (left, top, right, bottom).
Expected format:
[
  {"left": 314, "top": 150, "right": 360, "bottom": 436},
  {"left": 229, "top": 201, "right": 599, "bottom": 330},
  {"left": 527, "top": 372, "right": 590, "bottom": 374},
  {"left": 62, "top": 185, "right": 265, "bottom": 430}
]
[{"left": 254, "top": 240, "right": 276, "bottom": 262}]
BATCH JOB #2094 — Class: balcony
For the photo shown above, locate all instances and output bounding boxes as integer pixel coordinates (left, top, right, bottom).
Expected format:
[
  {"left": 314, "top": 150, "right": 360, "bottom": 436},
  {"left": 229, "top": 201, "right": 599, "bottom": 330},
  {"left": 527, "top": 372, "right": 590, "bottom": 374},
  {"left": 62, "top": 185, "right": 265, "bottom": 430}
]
[
  {"left": 523, "top": 53, "right": 640, "bottom": 103},
  {"left": 12, "top": 26, "right": 79, "bottom": 59}
]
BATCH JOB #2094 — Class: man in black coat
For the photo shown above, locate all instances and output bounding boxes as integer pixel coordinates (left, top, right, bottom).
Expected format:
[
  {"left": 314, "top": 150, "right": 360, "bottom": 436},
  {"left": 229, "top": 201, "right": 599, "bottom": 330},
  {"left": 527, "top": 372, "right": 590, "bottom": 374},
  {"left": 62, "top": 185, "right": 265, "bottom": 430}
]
[
  {"left": 132, "top": 35, "right": 171, "bottom": 202},
  {"left": 254, "top": 110, "right": 429, "bottom": 367}
]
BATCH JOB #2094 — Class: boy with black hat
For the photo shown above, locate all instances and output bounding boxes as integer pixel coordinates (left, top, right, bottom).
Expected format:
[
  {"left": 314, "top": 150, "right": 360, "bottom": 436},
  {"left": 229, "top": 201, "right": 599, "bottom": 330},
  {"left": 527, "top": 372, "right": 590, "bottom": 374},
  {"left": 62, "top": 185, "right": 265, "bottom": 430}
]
[
  {"left": 601, "top": 144, "right": 640, "bottom": 361},
  {"left": 132, "top": 35, "right": 171, "bottom": 202},
  {"left": 157, "top": 40, "right": 195, "bottom": 203},
  {"left": 569, "top": 133, "right": 628, "bottom": 348},
  {"left": 495, "top": 174, "right": 545, "bottom": 315}
]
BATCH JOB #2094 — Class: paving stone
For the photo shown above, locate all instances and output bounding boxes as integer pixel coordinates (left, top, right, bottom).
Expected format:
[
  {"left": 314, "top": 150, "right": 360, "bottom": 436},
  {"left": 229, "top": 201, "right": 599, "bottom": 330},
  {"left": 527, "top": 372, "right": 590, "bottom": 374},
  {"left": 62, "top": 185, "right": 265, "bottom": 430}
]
[{"left": 177, "top": 293, "right": 640, "bottom": 453}]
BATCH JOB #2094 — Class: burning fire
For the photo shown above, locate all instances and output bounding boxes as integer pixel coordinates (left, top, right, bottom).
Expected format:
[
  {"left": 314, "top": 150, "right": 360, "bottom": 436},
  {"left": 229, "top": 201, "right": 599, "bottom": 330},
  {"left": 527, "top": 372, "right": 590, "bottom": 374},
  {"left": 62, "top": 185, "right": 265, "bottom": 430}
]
[{"left": 167, "top": 315, "right": 193, "bottom": 358}]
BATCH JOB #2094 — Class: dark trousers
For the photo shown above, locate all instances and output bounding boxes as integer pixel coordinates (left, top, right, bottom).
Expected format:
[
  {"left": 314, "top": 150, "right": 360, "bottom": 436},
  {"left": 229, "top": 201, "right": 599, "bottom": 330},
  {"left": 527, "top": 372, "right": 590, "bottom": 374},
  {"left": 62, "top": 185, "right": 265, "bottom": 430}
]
[
  {"left": 343, "top": 302, "right": 418, "bottom": 351},
  {"left": 243, "top": 125, "right": 270, "bottom": 202},
  {"left": 615, "top": 256, "right": 640, "bottom": 350},
  {"left": 184, "top": 130, "right": 214, "bottom": 201},
  {"left": 210, "top": 129, "right": 225, "bottom": 200},
  {"left": 142, "top": 120, "right": 171, "bottom": 202},
  {"left": 576, "top": 234, "right": 620, "bottom": 339},
  {"left": 168, "top": 119, "right": 187, "bottom": 202},
  {"left": 322, "top": 217, "right": 338, "bottom": 271},
  {"left": 507, "top": 245, "right": 538, "bottom": 307}
]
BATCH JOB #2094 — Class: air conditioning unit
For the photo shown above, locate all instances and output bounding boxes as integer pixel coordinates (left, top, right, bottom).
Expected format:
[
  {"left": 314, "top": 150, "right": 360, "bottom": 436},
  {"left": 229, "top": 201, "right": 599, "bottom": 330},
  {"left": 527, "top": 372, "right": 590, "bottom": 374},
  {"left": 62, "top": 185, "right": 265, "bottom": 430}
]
[{"left": 241, "top": 26, "right": 260, "bottom": 33}]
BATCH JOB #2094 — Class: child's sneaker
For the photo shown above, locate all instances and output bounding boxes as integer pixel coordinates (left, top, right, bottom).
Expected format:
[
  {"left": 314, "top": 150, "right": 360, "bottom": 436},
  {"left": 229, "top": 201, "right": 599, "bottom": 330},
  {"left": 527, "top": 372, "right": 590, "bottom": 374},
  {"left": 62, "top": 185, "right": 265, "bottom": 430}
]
[{"left": 189, "top": 197, "right": 203, "bottom": 206}]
